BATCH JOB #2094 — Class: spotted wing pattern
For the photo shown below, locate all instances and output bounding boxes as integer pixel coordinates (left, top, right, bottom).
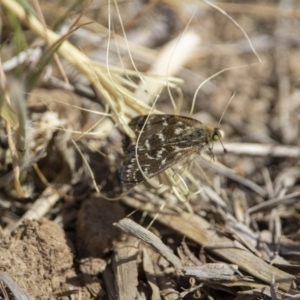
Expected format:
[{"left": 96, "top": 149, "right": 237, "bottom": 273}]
[{"left": 120, "top": 115, "right": 212, "bottom": 189}]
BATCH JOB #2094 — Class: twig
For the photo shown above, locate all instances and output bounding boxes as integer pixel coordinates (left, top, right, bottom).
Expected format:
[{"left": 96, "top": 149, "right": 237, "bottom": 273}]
[
  {"left": 213, "top": 143, "right": 300, "bottom": 158},
  {"left": 275, "top": 0, "right": 295, "bottom": 143},
  {"left": 247, "top": 191, "right": 300, "bottom": 215},
  {"left": 3, "top": 185, "right": 69, "bottom": 236},
  {"left": 200, "top": 156, "right": 267, "bottom": 198}
]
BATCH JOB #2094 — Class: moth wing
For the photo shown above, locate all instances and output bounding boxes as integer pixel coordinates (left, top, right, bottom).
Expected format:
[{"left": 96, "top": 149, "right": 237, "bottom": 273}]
[
  {"left": 129, "top": 114, "right": 174, "bottom": 131},
  {"left": 123, "top": 115, "right": 175, "bottom": 152},
  {"left": 120, "top": 114, "right": 211, "bottom": 188},
  {"left": 120, "top": 144, "right": 200, "bottom": 189},
  {"left": 129, "top": 114, "right": 202, "bottom": 132},
  {"left": 142, "top": 125, "right": 209, "bottom": 151}
]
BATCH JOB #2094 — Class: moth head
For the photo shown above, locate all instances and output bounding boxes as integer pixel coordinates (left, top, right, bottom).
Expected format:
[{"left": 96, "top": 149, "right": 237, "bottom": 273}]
[
  {"left": 212, "top": 128, "right": 224, "bottom": 141},
  {"left": 212, "top": 128, "right": 227, "bottom": 153}
]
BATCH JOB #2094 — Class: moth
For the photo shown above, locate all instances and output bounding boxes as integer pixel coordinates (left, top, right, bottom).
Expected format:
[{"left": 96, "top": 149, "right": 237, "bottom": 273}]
[{"left": 120, "top": 114, "right": 225, "bottom": 189}]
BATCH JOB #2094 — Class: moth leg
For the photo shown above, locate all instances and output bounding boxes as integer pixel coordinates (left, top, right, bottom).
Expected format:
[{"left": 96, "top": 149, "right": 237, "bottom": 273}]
[{"left": 208, "top": 146, "right": 215, "bottom": 162}]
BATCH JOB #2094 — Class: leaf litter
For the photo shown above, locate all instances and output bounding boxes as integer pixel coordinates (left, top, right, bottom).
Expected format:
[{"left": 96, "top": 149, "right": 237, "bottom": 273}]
[{"left": 0, "top": 1, "right": 300, "bottom": 299}]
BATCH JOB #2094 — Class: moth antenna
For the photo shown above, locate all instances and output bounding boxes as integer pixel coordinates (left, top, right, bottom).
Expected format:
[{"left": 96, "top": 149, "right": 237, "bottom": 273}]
[{"left": 217, "top": 91, "right": 235, "bottom": 129}]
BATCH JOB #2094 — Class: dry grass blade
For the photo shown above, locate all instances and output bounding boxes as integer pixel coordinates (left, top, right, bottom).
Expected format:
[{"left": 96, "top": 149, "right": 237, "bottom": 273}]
[
  {"left": 114, "top": 218, "right": 183, "bottom": 272},
  {"left": 1, "top": 0, "right": 150, "bottom": 134},
  {"left": 184, "top": 263, "right": 240, "bottom": 281},
  {"left": 0, "top": 72, "right": 18, "bottom": 130},
  {"left": 135, "top": 30, "right": 200, "bottom": 107},
  {"left": 122, "top": 196, "right": 295, "bottom": 292},
  {"left": 0, "top": 272, "right": 34, "bottom": 300},
  {"left": 213, "top": 143, "right": 300, "bottom": 158},
  {"left": 200, "top": 156, "right": 267, "bottom": 198},
  {"left": 215, "top": 2, "right": 300, "bottom": 18},
  {"left": 247, "top": 191, "right": 300, "bottom": 215},
  {"left": 142, "top": 248, "right": 161, "bottom": 299},
  {"left": 112, "top": 237, "right": 139, "bottom": 300}
]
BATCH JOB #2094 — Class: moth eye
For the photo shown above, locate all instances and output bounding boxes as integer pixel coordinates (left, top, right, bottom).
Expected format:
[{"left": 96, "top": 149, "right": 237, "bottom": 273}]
[{"left": 213, "top": 134, "right": 220, "bottom": 141}]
